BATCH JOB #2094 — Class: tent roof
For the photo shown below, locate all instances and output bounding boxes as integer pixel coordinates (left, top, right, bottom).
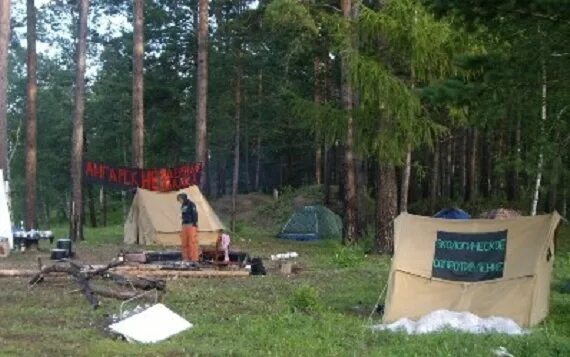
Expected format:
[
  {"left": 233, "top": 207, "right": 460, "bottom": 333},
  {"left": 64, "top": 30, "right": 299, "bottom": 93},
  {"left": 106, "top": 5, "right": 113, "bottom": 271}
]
[
  {"left": 134, "top": 186, "right": 224, "bottom": 233},
  {"left": 278, "top": 205, "right": 342, "bottom": 240},
  {"left": 479, "top": 208, "right": 522, "bottom": 219},
  {"left": 434, "top": 208, "right": 471, "bottom": 219}
]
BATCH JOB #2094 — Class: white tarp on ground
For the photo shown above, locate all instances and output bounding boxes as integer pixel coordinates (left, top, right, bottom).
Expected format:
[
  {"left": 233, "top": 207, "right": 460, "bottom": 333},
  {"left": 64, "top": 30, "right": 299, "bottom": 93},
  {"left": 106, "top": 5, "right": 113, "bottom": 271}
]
[
  {"left": 109, "top": 304, "right": 192, "bottom": 343},
  {"left": 0, "top": 170, "right": 13, "bottom": 249},
  {"left": 371, "top": 310, "right": 525, "bottom": 335}
]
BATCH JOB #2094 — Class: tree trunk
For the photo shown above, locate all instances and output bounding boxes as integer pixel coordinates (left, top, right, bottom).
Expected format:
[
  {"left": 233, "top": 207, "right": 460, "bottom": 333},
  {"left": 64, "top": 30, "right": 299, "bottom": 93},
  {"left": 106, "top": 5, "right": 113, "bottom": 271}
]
[
  {"left": 467, "top": 128, "right": 478, "bottom": 202},
  {"left": 445, "top": 138, "right": 452, "bottom": 198},
  {"left": 356, "top": 158, "right": 367, "bottom": 231},
  {"left": 87, "top": 186, "right": 97, "bottom": 228},
  {"left": 231, "top": 63, "right": 242, "bottom": 231},
  {"left": 376, "top": 163, "right": 397, "bottom": 254},
  {"left": 513, "top": 113, "right": 522, "bottom": 200},
  {"left": 400, "top": 144, "right": 411, "bottom": 212},
  {"left": 314, "top": 57, "right": 323, "bottom": 185},
  {"left": 549, "top": 169, "right": 558, "bottom": 212},
  {"left": 337, "top": 145, "right": 345, "bottom": 202},
  {"left": 244, "top": 124, "right": 250, "bottom": 193},
  {"left": 25, "top": 0, "right": 38, "bottom": 230},
  {"left": 254, "top": 69, "right": 262, "bottom": 192},
  {"left": 132, "top": 0, "right": 144, "bottom": 169},
  {"left": 217, "top": 161, "right": 225, "bottom": 197},
  {"left": 315, "top": 146, "right": 322, "bottom": 185},
  {"left": 44, "top": 195, "right": 51, "bottom": 227},
  {"left": 484, "top": 130, "right": 493, "bottom": 197},
  {"left": 255, "top": 136, "right": 261, "bottom": 191},
  {"left": 324, "top": 146, "right": 332, "bottom": 205},
  {"left": 341, "top": 0, "right": 358, "bottom": 244},
  {"left": 99, "top": 187, "right": 107, "bottom": 227},
  {"left": 196, "top": 0, "right": 209, "bottom": 193},
  {"left": 562, "top": 187, "right": 567, "bottom": 218},
  {"left": 429, "top": 140, "right": 440, "bottom": 211},
  {"left": 531, "top": 59, "right": 547, "bottom": 216},
  {"left": 70, "top": 0, "right": 89, "bottom": 242},
  {"left": 459, "top": 129, "right": 467, "bottom": 201},
  {"left": 497, "top": 131, "right": 506, "bottom": 196},
  {"left": 0, "top": 0, "right": 11, "bottom": 181}
]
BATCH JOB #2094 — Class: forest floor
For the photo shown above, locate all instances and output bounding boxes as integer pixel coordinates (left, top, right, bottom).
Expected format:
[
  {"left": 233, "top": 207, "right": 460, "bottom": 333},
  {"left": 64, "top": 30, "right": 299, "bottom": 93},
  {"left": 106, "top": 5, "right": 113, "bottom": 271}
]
[{"left": 0, "top": 191, "right": 569, "bottom": 356}]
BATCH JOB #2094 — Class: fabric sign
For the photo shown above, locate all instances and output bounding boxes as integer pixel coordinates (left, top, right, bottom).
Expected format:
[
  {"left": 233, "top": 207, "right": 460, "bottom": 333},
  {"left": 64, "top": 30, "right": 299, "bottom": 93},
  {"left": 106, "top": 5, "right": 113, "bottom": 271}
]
[
  {"left": 84, "top": 160, "right": 202, "bottom": 192},
  {"left": 432, "top": 230, "right": 508, "bottom": 282}
]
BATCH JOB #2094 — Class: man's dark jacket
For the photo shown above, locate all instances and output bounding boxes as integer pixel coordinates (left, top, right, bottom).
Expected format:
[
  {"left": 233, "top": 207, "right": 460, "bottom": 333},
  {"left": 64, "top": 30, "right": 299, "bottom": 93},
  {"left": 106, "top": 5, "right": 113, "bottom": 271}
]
[{"left": 181, "top": 198, "right": 198, "bottom": 226}]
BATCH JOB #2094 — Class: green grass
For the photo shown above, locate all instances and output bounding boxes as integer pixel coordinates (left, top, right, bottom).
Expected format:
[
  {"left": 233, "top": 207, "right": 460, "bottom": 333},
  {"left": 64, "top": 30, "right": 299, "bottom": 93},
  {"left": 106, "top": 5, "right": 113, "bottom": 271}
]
[{"left": 1, "top": 222, "right": 569, "bottom": 356}]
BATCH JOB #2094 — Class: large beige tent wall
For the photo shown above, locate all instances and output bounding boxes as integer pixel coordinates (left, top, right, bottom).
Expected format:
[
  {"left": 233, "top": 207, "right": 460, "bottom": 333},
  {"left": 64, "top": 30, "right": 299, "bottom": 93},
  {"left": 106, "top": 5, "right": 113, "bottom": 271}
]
[
  {"left": 124, "top": 186, "right": 224, "bottom": 246},
  {"left": 383, "top": 213, "right": 560, "bottom": 327}
]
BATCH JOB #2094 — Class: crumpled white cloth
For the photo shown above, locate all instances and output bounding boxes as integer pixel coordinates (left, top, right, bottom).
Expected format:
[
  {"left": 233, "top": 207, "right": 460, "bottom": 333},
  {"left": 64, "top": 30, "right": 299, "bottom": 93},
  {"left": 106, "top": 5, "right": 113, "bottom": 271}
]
[{"left": 371, "top": 310, "right": 525, "bottom": 335}]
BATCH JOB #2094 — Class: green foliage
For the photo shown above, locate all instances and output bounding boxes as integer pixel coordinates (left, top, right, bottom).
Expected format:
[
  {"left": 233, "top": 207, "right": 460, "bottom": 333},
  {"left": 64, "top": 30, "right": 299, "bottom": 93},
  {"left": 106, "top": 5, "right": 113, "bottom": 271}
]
[
  {"left": 358, "top": 0, "right": 465, "bottom": 83},
  {"left": 290, "top": 93, "right": 346, "bottom": 146},
  {"left": 327, "top": 0, "right": 479, "bottom": 164},
  {"left": 288, "top": 285, "right": 323, "bottom": 314},
  {"left": 265, "top": 0, "right": 319, "bottom": 48},
  {"left": 332, "top": 244, "right": 366, "bottom": 268},
  {"left": 255, "top": 185, "right": 326, "bottom": 228}
]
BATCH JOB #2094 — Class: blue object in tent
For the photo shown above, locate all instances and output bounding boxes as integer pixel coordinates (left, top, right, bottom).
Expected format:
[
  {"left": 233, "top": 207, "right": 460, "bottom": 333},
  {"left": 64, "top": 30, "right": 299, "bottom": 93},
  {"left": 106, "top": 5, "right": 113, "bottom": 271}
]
[{"left": 434, "top": 208, "right": 471, "bottom": 219}]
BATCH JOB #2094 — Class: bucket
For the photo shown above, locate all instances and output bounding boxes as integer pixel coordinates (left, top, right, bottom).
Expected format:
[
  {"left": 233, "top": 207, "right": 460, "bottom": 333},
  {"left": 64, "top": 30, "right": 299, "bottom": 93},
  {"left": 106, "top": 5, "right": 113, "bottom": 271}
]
[
  {"left": 56, "top": 239, "right": 73, "bottom": 257},
  {"left": 51, "top": 249, "right": 68, "bottom": 260}
]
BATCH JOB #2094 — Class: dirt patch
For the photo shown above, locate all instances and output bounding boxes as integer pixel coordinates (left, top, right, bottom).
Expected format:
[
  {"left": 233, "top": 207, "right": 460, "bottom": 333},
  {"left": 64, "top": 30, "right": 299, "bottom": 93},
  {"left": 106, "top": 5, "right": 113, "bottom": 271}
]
[{"left": 212, "top": 193, "right": 274, "bottom": 221}]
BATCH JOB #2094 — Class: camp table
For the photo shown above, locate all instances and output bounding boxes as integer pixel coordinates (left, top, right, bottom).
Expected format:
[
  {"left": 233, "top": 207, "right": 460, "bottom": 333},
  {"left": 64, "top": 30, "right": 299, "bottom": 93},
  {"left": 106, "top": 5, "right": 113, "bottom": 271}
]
[{"left": 12, "top": 230, "right": 54, "bottom": 250}]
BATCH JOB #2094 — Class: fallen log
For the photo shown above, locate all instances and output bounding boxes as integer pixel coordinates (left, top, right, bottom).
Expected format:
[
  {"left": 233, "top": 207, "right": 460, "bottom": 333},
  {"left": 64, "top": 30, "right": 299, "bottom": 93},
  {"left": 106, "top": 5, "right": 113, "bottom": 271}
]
[
  {"left": 112, "top": 263, "right": 200, "bottom": 272},
  {"left": 90, "top": 286, "right": 140, "bottom": 300},
  {"left": 29, "top": 263, "right": 77, "bottom": 285},
  {"left": 116, "top": 269, "right": 250, "bottom": 278},
  {"left": 0, "top": 269, "right": 67, "bottom": 278},
  {"left": 105, "top": 272, "right": 166, "bottom": 291}
]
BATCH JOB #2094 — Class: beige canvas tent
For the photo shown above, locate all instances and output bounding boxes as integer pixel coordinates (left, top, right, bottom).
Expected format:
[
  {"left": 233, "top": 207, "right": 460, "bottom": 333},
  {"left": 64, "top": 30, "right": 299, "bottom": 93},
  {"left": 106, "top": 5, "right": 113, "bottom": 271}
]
[
  {"left": 383, "top": 212, "right": 561, "bottom": 327},
  {"left": 124, "top": 186, "right": 224, "bottom": 246}
]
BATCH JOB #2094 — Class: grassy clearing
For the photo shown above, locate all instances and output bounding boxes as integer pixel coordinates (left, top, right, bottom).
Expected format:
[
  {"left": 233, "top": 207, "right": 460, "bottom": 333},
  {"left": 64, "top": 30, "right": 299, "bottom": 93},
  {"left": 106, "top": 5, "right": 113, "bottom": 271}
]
[{"left": 1, "top": 209, "right": 569, "bottom": 356}]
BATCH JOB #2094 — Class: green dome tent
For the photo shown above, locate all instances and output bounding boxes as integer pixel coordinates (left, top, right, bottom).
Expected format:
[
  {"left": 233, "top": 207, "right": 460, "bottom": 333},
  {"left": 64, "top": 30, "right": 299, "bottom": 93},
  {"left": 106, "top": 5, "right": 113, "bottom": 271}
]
[{"left": 278, "top": 205, "right": 342, "bottom": 241}]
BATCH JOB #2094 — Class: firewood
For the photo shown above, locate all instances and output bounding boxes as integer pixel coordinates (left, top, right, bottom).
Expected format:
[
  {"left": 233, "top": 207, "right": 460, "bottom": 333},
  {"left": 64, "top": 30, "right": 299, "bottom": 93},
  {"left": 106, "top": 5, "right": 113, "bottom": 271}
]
[{"left": 24, "top": 258, "right": 166, "bottom": 308}]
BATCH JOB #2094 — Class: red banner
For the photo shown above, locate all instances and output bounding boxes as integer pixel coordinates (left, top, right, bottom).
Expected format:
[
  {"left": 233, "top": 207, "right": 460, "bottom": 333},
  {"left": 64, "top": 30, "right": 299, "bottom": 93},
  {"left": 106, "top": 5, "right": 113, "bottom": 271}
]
[{"left": 84, "top": 161, "right": 202, "bottom": 192}]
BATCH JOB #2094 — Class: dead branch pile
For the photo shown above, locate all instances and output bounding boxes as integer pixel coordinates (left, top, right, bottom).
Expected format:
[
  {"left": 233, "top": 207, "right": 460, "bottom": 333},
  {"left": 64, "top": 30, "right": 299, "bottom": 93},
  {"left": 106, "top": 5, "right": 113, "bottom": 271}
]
[{"left": 28, "top": 258, "right": 166, "bottom": 308}]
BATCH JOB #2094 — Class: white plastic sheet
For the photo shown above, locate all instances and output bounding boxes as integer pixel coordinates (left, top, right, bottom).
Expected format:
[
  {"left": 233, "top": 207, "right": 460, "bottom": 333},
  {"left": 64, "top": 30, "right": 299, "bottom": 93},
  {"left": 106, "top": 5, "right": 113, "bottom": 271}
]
[
  {"left": 0, "top": 170, "right": 13, "bottom": 249},
  {"left": 109, "top": 304, "right": 193, "bottom": 343},
  {"left": 371, "top": 310, "right": 525, "bottom": 335}
]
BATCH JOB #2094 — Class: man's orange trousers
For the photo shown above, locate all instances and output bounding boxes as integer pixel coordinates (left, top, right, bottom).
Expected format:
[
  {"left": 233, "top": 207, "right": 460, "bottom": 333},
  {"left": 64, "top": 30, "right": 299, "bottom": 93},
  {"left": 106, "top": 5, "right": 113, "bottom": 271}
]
[{"left": 181, "top": 225, "right": 199, "bottom": 262}]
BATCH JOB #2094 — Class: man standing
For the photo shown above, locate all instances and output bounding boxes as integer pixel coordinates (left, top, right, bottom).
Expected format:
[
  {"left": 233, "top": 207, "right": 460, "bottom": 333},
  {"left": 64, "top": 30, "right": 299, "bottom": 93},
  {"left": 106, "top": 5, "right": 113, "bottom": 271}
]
[{"left": 177, "top": 192, "right": 199, "bottom": 262}]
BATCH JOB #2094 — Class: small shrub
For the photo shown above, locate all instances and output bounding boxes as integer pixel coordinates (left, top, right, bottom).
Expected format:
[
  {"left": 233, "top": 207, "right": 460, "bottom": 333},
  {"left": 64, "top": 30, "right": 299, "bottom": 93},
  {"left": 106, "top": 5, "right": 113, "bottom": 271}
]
[
  {"left": 332, "top": 245, "right": 365, "bottom": 268},
  {"left": 288, "top": 285, "right": 322, "bottom": 314},
  {"left": 359, "top": 228, "right": 376, "bottom": 254}
]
